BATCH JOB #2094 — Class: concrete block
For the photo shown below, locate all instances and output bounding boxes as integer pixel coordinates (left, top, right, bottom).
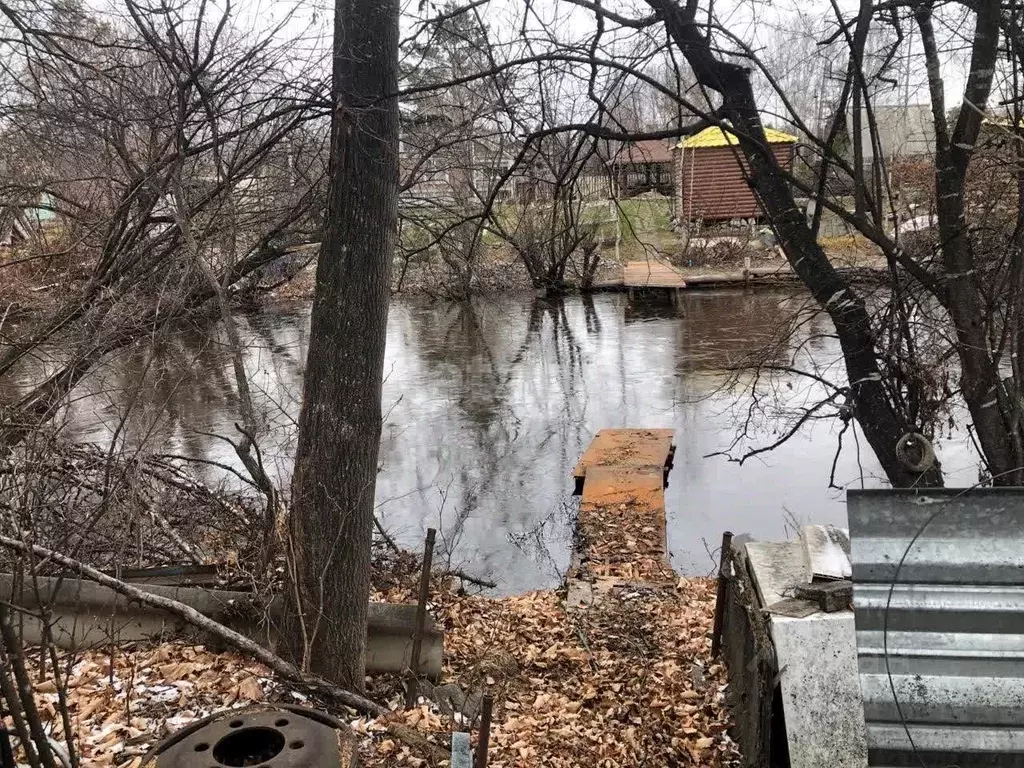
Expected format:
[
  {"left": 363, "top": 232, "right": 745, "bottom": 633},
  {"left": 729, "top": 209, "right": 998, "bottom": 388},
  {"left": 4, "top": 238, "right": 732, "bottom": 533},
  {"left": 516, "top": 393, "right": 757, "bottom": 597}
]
[
  {"left": 450, "top": 732, "right": 471, "bottom": 768},
  {"left": 796, "top": 580, "right": 853, "bottom": 613},
  {"left": 0, "top": 573, "right": 443, "bottom": 677}
]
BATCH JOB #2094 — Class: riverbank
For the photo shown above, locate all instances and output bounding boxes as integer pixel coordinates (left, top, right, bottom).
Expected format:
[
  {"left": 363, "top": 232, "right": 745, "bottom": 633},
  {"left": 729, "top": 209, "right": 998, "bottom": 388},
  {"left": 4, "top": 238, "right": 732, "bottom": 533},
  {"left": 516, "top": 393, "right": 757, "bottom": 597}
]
[
  {"left": 24, "top": 576, "right": 734, "bottom": 767},
  {"left": 6, "top": 429, "right": 738, "bottom": 766},
  {"left": 272, "top": 236, "right": 885, "bottom": 300},
  {"left": 0, "top": 232, "right": 883, "bottom": 320}
]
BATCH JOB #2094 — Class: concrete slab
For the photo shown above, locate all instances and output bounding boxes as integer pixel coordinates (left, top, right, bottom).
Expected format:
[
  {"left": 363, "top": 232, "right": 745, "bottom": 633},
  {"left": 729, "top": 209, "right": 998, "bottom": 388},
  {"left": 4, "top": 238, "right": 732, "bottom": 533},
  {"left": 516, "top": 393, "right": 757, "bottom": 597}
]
[
  {"left": 801, "top": 524, "right": 852, "bottom": 581},
  {"left": 744, "top": 540, "right": 807, "bottom": 608},
  {"left": 771, "top": 612, "right": 869, "bottom": 768},
  {"left": 0, "top": 574, "right": 444, "bottom": 677},
  {"left": 768, "top": 597, "right": 819, "bottom": 619}
]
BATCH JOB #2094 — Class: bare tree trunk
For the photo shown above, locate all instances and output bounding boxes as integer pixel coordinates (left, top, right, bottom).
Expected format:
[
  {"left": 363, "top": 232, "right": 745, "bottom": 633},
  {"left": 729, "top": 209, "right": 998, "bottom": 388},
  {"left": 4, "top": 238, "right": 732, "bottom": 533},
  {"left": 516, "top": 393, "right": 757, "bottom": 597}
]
[
  {"left": 916, "top": 1, "right": 1019, "bottom": 483},
  {"left": 284, "top": 0, "right": 398, "bottom": 689},
  {"left": 646, "top": 0, "right": 943, "bottom": 487}
]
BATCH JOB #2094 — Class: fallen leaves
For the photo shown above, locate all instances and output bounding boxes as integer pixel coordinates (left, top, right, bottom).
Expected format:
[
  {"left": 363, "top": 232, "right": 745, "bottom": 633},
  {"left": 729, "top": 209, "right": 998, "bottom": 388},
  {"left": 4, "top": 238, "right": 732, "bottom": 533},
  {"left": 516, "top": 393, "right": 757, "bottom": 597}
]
[
  {"left": 1, "top": 643, "right": 280, "bottom": 767},
  {"left": 357, "top": 577, "right": 740, "bottom": 767},
  {"left": 2, "top": 553, "right": 738, "bottom": 767}
]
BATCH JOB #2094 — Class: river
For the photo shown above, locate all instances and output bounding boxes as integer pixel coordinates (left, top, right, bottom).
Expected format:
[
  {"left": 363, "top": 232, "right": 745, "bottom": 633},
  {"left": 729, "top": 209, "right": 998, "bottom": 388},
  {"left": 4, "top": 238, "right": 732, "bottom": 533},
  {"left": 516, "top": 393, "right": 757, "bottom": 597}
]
[{"left": 32, "top": 289, "right": 981, "bottom": 593}]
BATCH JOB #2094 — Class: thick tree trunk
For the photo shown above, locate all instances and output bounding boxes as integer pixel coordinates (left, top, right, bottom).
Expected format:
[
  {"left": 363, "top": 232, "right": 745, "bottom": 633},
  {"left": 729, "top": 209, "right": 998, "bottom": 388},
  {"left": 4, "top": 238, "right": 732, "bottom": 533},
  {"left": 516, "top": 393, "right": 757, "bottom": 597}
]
[
  {"left": 917, "top": 2, "right": 1021, "bottom": 483},
  {"left": 285, "top": 0, "right": 398, "bottom": 688},
  {"left": 648, "top": 0, "right": 942, "bottom": 487}
]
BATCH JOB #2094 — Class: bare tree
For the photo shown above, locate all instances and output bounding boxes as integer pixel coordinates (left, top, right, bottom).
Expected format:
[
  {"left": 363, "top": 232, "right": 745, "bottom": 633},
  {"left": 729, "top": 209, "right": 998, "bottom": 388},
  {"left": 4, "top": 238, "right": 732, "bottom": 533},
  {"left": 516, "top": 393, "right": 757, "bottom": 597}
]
[
  {"left": 284, "top": 0, "right": 399, "bottom": 688},
  {"left": 392, "top": 0, "right": 1024, "bottom": 488},
  {"left": 0, "top": 0, "right": 327, "bottom": 448}
]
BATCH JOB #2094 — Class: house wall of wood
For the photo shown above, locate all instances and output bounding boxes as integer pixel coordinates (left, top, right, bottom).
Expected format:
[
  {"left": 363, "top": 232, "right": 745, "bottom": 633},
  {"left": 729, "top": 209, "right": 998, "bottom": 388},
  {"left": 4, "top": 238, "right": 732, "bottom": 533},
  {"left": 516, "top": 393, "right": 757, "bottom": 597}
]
[{"left": 677, "top": 143, "right": 795, "bottom": 221}]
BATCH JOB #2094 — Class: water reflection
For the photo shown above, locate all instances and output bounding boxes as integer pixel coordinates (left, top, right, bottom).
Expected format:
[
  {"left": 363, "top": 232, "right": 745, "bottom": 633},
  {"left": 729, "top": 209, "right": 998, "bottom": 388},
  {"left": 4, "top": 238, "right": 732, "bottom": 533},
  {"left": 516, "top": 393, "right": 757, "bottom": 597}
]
[{"left": 11, "top": 290, "right": 981, "bottom": 593}]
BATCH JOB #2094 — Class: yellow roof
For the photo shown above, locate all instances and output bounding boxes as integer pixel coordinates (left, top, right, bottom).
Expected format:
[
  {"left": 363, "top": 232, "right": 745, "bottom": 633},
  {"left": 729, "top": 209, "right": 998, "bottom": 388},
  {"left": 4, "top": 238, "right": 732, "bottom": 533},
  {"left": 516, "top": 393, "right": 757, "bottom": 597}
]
[{"left": 680, "top": 126, "right": 798, "bottom": 148}]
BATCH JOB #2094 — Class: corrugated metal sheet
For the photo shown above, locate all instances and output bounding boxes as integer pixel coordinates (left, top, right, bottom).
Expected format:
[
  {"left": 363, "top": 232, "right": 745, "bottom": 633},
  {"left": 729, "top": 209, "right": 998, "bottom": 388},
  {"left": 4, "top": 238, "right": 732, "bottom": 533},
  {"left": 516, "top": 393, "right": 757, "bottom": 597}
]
[
  {"left": 848, "top": 488, "right": 1024, "bottom": 768},
  {"left": 680, "top": 126, "right": 798, "bottom": 148},
  {"left": 678, "top": 143, "right": 794, "bottom": 221}
]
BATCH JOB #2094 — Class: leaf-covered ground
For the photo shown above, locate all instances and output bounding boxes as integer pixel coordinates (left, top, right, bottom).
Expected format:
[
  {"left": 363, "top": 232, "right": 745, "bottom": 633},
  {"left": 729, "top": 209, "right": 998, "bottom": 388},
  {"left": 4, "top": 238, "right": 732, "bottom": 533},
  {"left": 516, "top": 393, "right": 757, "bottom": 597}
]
[
  {"left": 358, "top": 576, "right": 739, "bottom": 766},
  {"left": 13, "top": 572, "right": 738, "bottom": 767}
]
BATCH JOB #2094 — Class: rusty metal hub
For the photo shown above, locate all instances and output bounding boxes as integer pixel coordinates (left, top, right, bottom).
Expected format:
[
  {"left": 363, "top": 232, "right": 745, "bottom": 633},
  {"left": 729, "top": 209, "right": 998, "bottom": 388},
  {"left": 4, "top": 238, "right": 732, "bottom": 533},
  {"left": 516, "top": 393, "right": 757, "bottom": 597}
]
[{"left": 144, "top": 704, "right": 357, "bottom": 768}]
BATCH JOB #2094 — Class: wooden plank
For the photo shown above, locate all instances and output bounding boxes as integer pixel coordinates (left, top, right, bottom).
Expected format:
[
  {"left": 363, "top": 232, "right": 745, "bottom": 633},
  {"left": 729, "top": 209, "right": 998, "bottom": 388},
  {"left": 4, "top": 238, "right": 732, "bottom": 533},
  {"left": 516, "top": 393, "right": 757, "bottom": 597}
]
[
  {"left": 571, "top": 428, "right": 675, "bottom": 480},
  {"left": 580, "top": 467, "right": 664, "bottom": 509},
  {"left": 623, "top": 260, "right": 687, "bottom": 288},
  {"left": 570, "top": 429, "right": 677, "bottom": 584},
  {"left": 577, "top": 466, "right": 672, "bottom": 583}
]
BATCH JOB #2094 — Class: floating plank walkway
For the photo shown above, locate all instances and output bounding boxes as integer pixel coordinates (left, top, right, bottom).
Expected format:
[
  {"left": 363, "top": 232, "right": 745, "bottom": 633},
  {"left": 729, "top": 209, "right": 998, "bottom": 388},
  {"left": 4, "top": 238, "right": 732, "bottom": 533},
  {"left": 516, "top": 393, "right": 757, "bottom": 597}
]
[
  {"left": 569, "top": 429, "right": 676, "bottom": 587},
  {"left": 622, "top": 260, "right": 687, "bottom": 289}
]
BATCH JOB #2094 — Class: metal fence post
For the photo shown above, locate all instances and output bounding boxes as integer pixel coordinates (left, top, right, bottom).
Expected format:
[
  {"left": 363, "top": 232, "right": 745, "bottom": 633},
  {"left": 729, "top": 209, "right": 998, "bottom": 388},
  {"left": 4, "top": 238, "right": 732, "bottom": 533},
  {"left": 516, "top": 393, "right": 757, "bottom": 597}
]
[
  {"left": 405, "top": 528, "right": 436, "bottom": 709},
  {"left": 474, "top": 693, "right": 493, "bottom": 768},
  {"left": 711, "top": 530, "right": 733, "bottom": 657}
]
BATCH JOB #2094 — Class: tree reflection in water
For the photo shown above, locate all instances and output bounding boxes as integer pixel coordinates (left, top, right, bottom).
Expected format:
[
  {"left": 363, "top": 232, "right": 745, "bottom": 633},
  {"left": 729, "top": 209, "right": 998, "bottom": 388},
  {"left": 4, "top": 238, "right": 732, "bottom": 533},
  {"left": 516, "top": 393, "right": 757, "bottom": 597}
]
[{"left": 19, "top": 290, "right": 979, "bottom": 594}]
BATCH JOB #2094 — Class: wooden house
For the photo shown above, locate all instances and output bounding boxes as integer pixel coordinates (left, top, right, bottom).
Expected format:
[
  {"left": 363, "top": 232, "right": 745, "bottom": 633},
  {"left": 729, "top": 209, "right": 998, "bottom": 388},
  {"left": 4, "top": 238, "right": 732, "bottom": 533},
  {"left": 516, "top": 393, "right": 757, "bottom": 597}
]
[{"left": 677, "top": 127, "right": 797, "bottom": 222}]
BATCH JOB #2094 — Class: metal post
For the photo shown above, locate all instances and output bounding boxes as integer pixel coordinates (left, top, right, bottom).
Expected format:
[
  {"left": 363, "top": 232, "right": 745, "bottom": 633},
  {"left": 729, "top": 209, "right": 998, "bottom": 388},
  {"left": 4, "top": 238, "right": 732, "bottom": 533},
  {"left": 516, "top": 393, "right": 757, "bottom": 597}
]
[
  {"left": 614, "top": 200, "right": 621, "bottom": 264},
  {"left": 0, "top": 724, "right": 14, "bottom": 768},
  {"left": 474, "top": 693, "right": 493, "bottom": 768},
  {"left": 405, "top": 528, "right": 436, "bottom": 708},
  {"left": 711, "top": 530, "right": 734, "bottom": 658}
]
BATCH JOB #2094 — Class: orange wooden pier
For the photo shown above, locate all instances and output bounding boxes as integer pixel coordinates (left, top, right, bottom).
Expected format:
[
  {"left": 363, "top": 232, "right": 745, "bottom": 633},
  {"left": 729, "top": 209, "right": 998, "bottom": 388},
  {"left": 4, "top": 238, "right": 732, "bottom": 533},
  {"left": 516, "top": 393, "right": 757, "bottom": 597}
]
[{"left": 570, "top": 428, "right": 676, "bottom": 585}]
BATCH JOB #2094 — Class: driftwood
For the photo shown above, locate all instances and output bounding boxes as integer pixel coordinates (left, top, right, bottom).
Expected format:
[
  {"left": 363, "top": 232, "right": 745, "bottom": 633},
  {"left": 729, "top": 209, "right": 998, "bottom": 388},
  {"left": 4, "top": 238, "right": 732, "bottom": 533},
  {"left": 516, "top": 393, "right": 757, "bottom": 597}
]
[
  {"left": 0, "top": 534, "right": 385, "bottom": 717},
  {"left": 444, "top": 569, "right": 497, "bottom": 589}
]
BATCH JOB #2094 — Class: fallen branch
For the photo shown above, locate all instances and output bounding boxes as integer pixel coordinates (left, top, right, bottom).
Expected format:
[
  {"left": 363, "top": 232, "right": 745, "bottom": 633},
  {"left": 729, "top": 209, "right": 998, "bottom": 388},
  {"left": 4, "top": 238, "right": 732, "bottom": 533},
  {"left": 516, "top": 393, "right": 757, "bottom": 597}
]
[
  {"left": 0, "top": 535, "right": 385, "bottom": 717},
  {"left": 373, "top": 517, "right": 401, "bottom": 554},
  {"left": 144, "top": 502, "right": 205, "bottom": 564},
  {"left": 444, "top": 569, "right": 497, "bottom": 589}
]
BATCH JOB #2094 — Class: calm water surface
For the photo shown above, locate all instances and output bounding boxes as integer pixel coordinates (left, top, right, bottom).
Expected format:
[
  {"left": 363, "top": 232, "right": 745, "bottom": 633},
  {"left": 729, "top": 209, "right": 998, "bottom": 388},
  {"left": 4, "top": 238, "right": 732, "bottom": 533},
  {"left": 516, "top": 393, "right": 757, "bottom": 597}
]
[{"left": 41, "top": 290, "right": 981, "bottom": 593}]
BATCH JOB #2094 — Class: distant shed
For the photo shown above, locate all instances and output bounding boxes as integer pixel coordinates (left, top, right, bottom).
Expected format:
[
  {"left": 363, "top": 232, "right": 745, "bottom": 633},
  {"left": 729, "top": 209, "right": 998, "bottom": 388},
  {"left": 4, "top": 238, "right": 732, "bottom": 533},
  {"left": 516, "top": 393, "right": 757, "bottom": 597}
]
[
  {"left": 611, "top": 139, "right": 676, "bottom": 197},
  {"left": 677, "top": 127, "right": 797, "bottom": 222}
]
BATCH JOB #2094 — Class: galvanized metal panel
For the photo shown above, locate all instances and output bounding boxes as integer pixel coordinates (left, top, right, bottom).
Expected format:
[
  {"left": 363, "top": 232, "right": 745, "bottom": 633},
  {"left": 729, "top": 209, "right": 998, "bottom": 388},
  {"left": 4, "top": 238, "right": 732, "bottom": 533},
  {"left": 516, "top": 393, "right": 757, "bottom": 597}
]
[{"left": 848, "top": 489, "right": 1024, "bottom": 768}]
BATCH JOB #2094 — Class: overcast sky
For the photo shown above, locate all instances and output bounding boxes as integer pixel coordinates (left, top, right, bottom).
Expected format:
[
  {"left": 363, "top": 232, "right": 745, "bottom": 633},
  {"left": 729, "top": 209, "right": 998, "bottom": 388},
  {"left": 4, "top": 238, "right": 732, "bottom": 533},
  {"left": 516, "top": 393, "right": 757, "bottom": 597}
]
[{"left": 84, "top": 0, "right": 980, "bottom": 131}]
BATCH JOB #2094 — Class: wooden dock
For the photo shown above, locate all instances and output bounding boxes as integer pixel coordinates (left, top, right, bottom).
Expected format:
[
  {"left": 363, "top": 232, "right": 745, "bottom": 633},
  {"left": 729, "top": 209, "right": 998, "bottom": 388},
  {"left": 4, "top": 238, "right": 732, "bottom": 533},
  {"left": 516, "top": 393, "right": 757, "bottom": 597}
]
[
  {"left": 622, "top": 260, "right": 687, "bottom": 290},
  {"left": 570, "top": 428, "right": 676, "bottom": 585}
]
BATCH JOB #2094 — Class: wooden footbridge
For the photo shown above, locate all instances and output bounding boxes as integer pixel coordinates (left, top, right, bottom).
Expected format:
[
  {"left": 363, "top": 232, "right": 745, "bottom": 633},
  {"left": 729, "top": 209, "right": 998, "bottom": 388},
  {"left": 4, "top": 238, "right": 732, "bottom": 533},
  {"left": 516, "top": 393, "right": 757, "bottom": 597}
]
[{"left": 568, "top": 428, "right": 676, "bottom": 592}]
